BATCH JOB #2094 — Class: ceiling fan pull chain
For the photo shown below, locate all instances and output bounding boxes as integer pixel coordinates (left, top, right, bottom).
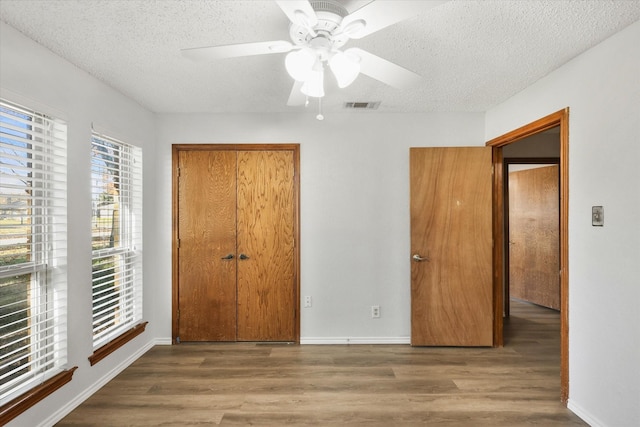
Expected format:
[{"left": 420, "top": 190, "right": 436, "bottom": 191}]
[{"left": 316, "top": 97, "right": 324, "bottom": 121}]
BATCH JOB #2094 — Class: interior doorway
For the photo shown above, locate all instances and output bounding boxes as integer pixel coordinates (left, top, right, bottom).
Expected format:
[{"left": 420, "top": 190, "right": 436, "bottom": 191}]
[
  {"left": 504, "top": 154, "right": 560, "bottom": 315},
  {"left": 487, "top": 109, "right": 569, "bottom": 403}
]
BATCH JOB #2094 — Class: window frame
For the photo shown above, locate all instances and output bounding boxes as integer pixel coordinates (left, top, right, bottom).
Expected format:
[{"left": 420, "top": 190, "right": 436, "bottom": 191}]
[
  {"left": 89, "top": 133, "right": 145, "bottom": 364},
  {"left": 0, "top": 99, "right": 75, "bottom": 423}
]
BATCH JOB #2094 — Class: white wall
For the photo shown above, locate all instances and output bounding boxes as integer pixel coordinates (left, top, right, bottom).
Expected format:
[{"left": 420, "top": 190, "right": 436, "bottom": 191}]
[
  {"left": 155, "top": 112, "right": 485, "bottom": 343},
  {"left": 486, "top": 20, "right": 640, "bottom": 427},
  {"left": 0, "top": 22, "right": 159, "bottom": 427}
]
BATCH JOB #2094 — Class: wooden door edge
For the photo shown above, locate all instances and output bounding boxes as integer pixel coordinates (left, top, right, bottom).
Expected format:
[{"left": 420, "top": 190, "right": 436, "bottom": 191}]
[
  {"left": 292, "top": 145, "right": 301, "bottom": 343},
  {"left": 171, "top": 146, "right": 180, "bottom": 344},
  {"left": 491, "top": 146, "right": 505, "bottom": 342},
  {"left": 486, "top": 108, "right": 569, "bottom": 404},
  {"left": 171, "top": 144, "right": 301, "bottom": 344}
]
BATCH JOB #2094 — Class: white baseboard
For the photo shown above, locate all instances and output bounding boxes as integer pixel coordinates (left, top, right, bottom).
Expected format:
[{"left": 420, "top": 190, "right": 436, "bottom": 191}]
[
  {"left": 154, "top": 337, "right": 172, "bottom": 345},
  {"left": 567, "top": 399, "right": 604, "bottom": 427},
  {"left": 300, "top": 337, "right": 411, "bottom": 345},
  {"left": 40, "top": 338, "right": 164, "bottom": 427}
]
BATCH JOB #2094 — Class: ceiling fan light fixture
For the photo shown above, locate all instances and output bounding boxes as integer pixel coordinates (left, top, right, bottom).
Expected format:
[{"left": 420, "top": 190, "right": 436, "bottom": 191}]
[
  {"left": 329, "top": 51, "right": 360, "bottom": 88},
  {"left": 301, "top": 66, "right": 325, "bottom": 98},
  {"left": 182, "top": 0, "right": 429, "bottom": 113},
  {"left": 285, "top": 48, "right": 315, "bottom": 81}
]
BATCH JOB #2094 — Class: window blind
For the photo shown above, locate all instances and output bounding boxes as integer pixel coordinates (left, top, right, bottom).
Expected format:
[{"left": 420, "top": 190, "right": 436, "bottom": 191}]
[
  {"left": 90, "top": 134, "right": 142, "bottom": 349},
  {"left": 0, "top": 99, "right": 68, "bottom": 405}
]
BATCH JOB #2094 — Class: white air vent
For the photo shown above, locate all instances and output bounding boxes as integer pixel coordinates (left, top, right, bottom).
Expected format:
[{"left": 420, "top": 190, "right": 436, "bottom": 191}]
[{"left": 343, "top": 101, "right": 381, "bottom": 110}]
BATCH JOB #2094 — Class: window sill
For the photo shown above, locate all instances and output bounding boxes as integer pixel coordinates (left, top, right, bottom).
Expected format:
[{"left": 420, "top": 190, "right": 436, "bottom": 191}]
[
  {"left": 89, "top": 321, "right": 148, "bottom": 366},
  {"left": 0, "top": 366, "right": 77, "bottom": 425}
]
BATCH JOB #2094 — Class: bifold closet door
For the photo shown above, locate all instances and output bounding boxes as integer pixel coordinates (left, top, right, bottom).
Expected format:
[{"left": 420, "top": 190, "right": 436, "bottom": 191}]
[
  {"left": 177, "top": 149, "right": 296, "bottom": 342},
  {"left": 237, "top": 151, "right": 296, "bottom": 341},
  {"left": 177, "top": 150, "right": 237, "bottom": 341}
]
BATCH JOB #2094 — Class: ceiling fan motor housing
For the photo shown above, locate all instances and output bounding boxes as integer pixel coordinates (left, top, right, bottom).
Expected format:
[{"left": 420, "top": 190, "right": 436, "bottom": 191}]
[{"left": 289, "top": 0, "right": 350, "bottom": 49}]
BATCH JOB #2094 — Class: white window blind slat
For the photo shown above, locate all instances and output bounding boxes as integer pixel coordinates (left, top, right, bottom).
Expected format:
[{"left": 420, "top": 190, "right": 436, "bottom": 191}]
[
  {"left": 92, "top": 283, "right": 136, "bottom": 307},
  {"left": 92, "top": 287, "right": 136, "bottom": 310},
  {"left": 0, "top": 118, "right": 66, "bottom": 139},
  {"left": 0, "top": 147, "right": 66, "bottom": 167},
  {"left": 0, "top": 341, "right": 66, "bottom": 384},
  {"left": 93, "top": 309, "right": 136, "bottom": 330},
  {"left": 0, "top": 317, "right": 61, "bottom": 357}
]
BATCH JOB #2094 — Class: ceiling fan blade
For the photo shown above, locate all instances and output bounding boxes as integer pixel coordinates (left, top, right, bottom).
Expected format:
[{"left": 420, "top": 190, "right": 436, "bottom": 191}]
[
  {"left": 340, "top": 0, "right": 448, "bottom": 39},
  {"left": 275, "top": 0, "right": 318, "bottom": 27},
  {"left": 346, "top": 48, "right": 421, "bottom": 90},
  {"left": 287, "top": 81, "right": 307, "bottom": 106},
  {"left": 181, "top": 40, "right": 293, "bottom": 61}
]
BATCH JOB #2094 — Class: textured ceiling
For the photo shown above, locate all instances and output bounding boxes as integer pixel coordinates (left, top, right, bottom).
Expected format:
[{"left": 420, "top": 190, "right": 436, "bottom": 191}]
[{"left": 1, "top": 0, "right": 639, "bottom": 114}]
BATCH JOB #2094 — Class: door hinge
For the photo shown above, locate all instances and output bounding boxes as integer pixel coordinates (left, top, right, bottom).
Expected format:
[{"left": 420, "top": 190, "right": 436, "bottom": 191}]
[
  {"left": 177, "top": 167, "right": 181, "bottom": 177},
  {"left": 177, "top": 238, "right": 181, "bottom": 249},
  {"left": 177, "top": 309, "right": 180, "bottom": 319}
]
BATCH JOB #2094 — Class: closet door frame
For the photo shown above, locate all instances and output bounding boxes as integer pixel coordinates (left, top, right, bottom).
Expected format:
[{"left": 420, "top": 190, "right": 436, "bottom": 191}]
[{"left": 171, "top": 143, "right": 301, "bottom": 344}]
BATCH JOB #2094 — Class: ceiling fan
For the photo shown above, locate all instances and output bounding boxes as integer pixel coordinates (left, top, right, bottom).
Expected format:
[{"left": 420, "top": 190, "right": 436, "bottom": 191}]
[{"left": 181, "top": 0, "right": 446, "bottom": 113}]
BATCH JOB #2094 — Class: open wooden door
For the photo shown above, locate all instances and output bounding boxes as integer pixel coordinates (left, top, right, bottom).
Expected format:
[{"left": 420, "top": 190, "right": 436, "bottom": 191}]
[
  {"left": 410, "top": 147, "right": 493, "bottom": 346},
  {"left": 508, "top": 165, "right": 560, "bottom": 310}
]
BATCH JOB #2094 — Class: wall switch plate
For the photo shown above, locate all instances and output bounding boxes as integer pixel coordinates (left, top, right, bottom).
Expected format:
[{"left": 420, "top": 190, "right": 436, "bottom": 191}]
[
  {"left": 592, "top": 206, "right": 604, "bottom": 226},
  {"left": 371, "top": 305, "right": 380, "bottom": 318},
  {"left": 304, "top": 296, "right": 312, "bottom": 308}
]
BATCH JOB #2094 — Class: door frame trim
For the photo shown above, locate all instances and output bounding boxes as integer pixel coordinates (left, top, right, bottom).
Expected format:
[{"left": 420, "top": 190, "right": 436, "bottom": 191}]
[
  {"left": 487, "top": 108, "right": 569, "bottom": 403},
  {"left": 171, "top": 144, "right": 301, "bottom": 344}
]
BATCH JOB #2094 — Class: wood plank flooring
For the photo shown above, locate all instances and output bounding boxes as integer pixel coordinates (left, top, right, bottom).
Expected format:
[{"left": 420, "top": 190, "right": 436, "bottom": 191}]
[{"left": 56, "top": 300, "right": 585, "bottom": 426}]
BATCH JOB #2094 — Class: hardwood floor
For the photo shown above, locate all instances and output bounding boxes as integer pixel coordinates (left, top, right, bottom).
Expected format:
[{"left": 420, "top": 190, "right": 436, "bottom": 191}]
[{"left": 57, "top": 300, "right": 585, "bottom": 426}]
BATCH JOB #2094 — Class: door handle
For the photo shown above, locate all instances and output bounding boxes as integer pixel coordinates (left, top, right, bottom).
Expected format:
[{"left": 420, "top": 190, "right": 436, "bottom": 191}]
[
  {"left": 221, "top": 254, "right": 234, "bottom": 260},
  {"left": 239, "top": 254, "right": 250, "bottom": 260},
  {"left": 412, "top": 254, "right": 429, "bottom": 262}
]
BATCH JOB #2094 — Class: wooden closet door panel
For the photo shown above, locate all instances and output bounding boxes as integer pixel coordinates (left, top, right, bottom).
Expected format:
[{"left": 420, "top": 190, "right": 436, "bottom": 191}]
[
  {"left": 236, "top": 151, "right": 295, "bottom": 341},
  {"left": 178, "top": 150, "right": 237, "bottom": 341}
]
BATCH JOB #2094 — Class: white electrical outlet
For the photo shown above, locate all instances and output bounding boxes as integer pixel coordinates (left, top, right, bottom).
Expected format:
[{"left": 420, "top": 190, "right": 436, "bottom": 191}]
[
  {"left": 304, "top": 296, "right": 312, "bottom": 308},
  {"left": 371, "top": 305, "right": 380, "bottom": 318}
]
